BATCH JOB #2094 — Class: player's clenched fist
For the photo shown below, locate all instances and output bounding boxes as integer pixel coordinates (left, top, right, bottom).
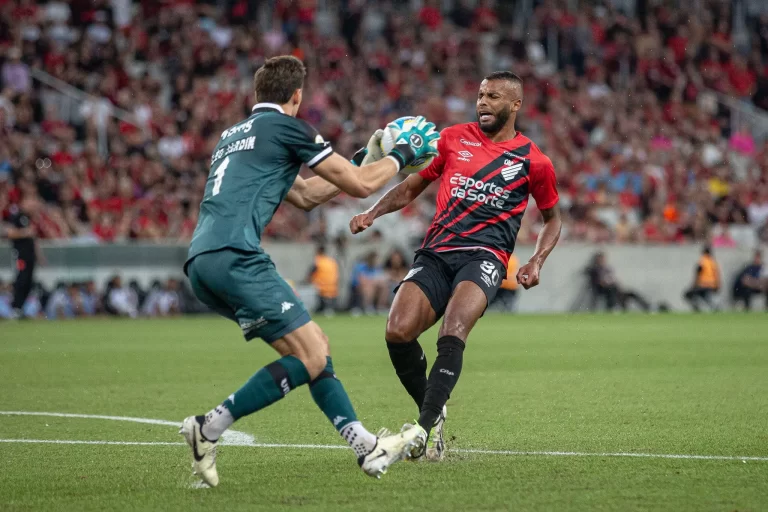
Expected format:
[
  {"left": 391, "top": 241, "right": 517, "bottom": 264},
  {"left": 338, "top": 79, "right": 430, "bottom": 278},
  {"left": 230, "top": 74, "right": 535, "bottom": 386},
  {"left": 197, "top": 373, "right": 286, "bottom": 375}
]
[
  {"left": 349, "top": 211, "right": 375, "bottom": 234},
  {"left": 516, "top": 260, "right": 541, "bottom": 289}
]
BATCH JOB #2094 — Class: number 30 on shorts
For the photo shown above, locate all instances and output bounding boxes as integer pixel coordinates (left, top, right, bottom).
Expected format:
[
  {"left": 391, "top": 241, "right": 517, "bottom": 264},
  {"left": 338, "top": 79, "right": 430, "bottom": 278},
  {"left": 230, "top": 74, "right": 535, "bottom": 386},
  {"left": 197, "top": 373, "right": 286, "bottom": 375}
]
[{"left": 479, "top": 261, "right": 499, "bottom": 287}]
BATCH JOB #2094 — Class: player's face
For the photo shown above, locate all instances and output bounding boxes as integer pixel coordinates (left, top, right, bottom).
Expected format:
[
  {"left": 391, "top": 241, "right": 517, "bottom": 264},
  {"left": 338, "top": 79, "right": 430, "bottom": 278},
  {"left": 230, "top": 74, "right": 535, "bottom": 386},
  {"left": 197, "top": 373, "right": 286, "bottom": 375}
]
[{"left": 476, "top": 79, "right": 522, "bottom": 134}]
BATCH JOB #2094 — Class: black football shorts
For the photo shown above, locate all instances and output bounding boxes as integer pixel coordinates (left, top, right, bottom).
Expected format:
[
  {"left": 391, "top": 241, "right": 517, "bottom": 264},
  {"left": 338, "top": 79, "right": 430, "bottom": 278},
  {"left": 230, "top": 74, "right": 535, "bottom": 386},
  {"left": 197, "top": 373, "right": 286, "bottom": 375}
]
[{"left": 396, "top": 249, "right": 506, "bottom": 318}]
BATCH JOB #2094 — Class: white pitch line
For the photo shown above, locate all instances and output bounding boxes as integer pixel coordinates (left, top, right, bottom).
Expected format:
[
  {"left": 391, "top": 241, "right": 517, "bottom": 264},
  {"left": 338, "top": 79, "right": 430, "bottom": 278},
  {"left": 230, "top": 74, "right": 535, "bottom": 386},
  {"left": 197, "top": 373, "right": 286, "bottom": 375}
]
[
  {"left": 0, "top": 411, "right": 256, "bottom": 446},
  {"left": 0, "top": 438, "right": 766, "bottom": 462},
  {"left": 0, "top": 439, "right": 347, "bottom": 449},
  {"left": 0, "top": 439, "right": 185, "bottom": 446},
  {"left": 2, "top": 411, "right": 766, "bottom": 462},
  {"left": 452, "top": 448, "right": 768, "bottom": 462}
]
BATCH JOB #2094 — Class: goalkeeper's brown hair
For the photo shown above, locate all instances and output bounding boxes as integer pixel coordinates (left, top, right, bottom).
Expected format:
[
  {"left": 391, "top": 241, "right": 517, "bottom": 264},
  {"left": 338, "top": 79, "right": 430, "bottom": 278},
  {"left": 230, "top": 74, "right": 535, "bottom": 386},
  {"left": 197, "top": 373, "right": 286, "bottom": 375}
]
[{"left": 253, "top": 56, "right": 307, "bottom": 104}]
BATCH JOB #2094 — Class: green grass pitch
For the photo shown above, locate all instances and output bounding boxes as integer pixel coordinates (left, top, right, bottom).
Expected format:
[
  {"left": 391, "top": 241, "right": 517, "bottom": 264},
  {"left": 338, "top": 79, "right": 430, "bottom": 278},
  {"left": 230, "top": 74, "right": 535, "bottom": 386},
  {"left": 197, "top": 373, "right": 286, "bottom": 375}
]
[{"left": 1, "top": 313, "right": 767, "bottom": 511}]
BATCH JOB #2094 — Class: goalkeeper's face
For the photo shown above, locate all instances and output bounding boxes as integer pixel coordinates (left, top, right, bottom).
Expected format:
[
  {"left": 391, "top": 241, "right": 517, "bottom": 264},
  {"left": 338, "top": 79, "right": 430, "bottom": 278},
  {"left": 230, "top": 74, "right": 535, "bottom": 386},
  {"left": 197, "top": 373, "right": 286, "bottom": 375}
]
[{"left": 476, "top": 79, "right": 522, "bottom": 134}]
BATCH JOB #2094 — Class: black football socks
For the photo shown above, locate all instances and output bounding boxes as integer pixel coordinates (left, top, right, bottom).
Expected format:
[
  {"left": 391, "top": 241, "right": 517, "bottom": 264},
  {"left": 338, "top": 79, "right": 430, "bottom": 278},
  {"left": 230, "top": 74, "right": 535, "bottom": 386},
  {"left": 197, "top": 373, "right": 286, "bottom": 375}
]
[
  {"left": 387, "top": 339, "right": 428, "bottom": 409},
  {"left": 418, "top": 336, "right": 465, "bottom": 432}
]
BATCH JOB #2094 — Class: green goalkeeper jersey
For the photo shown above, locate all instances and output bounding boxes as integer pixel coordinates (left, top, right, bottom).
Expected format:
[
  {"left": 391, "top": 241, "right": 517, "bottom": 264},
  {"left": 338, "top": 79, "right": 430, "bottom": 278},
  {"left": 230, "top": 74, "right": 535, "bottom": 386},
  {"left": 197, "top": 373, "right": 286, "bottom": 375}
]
[{"left": 187, "top": 103, "right": 332, "bottom": 263}]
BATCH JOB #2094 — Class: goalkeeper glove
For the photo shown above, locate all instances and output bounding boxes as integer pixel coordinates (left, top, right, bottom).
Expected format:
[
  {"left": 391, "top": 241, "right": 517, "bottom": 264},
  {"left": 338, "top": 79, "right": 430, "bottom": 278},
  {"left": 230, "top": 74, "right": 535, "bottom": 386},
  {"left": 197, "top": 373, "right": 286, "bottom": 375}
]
[
  {"left": 351, "top": 130, "right": 386, "bottom": 167},
  {"left": 386, "top": 116, "right": 440, "bottom": 171}
]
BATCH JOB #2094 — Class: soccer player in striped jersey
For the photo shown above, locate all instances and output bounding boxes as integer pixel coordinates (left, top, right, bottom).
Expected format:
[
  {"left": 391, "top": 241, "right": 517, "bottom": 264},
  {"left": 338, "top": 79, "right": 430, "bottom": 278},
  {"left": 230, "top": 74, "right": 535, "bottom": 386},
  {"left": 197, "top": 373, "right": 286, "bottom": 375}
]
[{"left": 349, "top": 71, "right": 562, "bottom": 460}]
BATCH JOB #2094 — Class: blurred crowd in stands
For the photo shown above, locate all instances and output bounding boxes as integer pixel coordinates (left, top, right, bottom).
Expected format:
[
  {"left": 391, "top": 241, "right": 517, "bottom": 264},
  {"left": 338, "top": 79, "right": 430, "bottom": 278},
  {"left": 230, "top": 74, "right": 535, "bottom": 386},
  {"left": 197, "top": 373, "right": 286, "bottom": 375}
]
[
  {"left": 1, "top": 0, "right": 768, "bottom": 249},
  {"left": 3, "top": 241, "right": 764, "bottom": 321},
  {"left": 0, "top": 275, "right": 196, "bottom": 319}
]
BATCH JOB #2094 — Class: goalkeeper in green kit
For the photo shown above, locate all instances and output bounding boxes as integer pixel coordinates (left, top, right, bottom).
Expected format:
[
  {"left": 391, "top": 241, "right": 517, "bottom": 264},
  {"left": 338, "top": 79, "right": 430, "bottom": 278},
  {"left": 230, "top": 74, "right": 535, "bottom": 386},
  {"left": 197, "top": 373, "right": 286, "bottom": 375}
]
[{"left": 180, "top": 55, "right": 440, "bottom": 485}]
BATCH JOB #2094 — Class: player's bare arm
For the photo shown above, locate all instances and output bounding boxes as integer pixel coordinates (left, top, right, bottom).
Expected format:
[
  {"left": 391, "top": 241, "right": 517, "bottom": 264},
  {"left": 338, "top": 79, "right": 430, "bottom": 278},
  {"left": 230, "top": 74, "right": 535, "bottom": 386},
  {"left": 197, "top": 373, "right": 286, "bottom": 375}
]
[
  {"left": 516, "top": 204, "right": 562, "bottom": 289},
  {"left": 311, "top": 153, "right": 400, "bottom": 199},
  {"left": 312, "top": 118, "right": 438, "bottom": 199},
  {"left": 349, "top": 174, "right": 430, "bottom": 234},
  {"left": 284, "top": 175, "right": 342, "bottom": 212},
  {"left": 285, "top": 129, "right": 389, "bottom": 210}
]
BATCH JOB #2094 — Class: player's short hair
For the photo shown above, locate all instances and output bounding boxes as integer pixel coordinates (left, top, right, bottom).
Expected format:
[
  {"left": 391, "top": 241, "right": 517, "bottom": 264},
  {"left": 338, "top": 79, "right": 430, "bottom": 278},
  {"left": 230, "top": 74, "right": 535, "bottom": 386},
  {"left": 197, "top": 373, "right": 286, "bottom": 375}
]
[
  {"left": 484, "top": 71, "right": 523, "bottom": 89},
  {"left": 253, "top": 55, "right": 307, "bottom": 104}
]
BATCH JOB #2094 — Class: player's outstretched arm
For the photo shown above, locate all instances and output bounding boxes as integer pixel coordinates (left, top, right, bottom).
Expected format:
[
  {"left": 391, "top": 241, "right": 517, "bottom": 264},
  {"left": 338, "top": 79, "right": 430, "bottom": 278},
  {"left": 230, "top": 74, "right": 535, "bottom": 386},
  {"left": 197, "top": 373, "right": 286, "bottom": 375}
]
[
  {"left": 287, "top": 117, "right": 437, "bottom": 206},
  {"left": 517, "top": 205, "right": 562, "bottom": 289},
  {"left": 349, "top": 174, "right": 430, "bottom": 234},
  {"left": 284, "top": 130, "right": 389, "bottom": 211},
  {"left": 284, "top": 175, "right": 342, "bottom": 212},
  {"left": 311, "top": 153, "right": 400, "bottom": 199},
  {"left": 313, "top": 116, "right": 438, "bottom": 199}
]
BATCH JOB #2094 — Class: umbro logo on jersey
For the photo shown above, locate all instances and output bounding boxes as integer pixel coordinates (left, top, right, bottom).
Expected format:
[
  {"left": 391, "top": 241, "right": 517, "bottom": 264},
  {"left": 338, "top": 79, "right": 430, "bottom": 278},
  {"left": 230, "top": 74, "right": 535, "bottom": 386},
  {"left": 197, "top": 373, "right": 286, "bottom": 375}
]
[
  {"left": 501, "top": 159, "right": 525, "bottom": 181},
  {"left": 458, "top": 150, "right": 473, "bottom": 162}
]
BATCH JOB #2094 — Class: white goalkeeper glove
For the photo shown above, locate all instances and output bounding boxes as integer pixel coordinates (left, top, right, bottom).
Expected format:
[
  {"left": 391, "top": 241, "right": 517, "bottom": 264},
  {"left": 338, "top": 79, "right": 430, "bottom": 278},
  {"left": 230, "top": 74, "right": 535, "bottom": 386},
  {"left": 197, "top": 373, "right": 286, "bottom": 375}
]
[{"left": 350, "top": 129, "right": 385, "bottom": 167}]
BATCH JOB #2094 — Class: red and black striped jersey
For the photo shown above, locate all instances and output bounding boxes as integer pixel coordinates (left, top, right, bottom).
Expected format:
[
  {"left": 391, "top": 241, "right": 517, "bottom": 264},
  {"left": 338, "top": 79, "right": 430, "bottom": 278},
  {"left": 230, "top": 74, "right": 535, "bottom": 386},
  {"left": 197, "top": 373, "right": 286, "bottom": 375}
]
[{"left": 418, "top": 122, "right": 559, "bottom": 266}]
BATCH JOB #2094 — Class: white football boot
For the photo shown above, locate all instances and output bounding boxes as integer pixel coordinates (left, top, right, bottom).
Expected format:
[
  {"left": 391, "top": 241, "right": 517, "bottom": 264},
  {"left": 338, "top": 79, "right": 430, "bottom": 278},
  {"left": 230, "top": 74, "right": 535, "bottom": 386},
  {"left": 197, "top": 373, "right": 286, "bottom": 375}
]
[
  {"left": 359, "top": 423, "right": 427, "bottom": 478},
  {"left": 180, "top": 416, "right": 219, "bottom": 487},
  {"left": 425, "top": 405, "right": 447, "bottom": 461}
]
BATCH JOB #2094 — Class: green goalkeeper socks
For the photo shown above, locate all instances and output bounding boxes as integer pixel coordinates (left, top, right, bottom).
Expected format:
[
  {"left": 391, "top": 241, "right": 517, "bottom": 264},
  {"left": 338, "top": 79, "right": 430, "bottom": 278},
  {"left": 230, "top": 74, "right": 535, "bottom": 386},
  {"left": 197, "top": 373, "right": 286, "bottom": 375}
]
[
  {"left": 223, "top": 355, "right": 310, "bottom": 420},
  {"left": 309, "top": 357, "right": 376, "bottom": 457},
  {"left": 204, "top": 355, "right": 375, "bottom": 457}
]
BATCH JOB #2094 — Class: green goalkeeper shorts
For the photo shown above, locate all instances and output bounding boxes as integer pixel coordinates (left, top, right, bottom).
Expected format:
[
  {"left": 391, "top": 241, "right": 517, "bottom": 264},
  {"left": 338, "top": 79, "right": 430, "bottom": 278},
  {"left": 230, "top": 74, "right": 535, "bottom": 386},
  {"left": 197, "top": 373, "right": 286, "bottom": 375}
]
[{"left": 185, "top": 248, "right": 311, "bottom": 343}]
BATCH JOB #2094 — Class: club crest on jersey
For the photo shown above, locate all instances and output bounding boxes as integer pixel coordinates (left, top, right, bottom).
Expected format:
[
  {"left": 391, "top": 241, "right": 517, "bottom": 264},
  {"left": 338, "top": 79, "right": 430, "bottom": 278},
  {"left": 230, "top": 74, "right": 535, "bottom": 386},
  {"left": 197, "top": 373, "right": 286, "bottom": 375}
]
[
  {"left": 458, "top": 150, "right": 473, "bottom": 162},
  {"left": 501, "top": 158, "right": 525, "bottom": 181}
]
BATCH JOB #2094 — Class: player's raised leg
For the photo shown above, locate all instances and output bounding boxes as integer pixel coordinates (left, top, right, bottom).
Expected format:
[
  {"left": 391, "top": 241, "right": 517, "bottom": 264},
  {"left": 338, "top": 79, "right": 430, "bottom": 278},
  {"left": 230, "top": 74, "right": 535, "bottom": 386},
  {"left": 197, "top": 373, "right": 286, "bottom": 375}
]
[
  {"left": 179, "top": 319, "right": 329, "bottom": 487},
  {"left": 418, "top": 280, "right": 488, "bottom": 460},
  {"left": 288, "top": 322, "right": 427, "bottom": 477},
  {"left": 179, "top": 337, "right": 315, "bottom": 486},
  {"left": 181, "top": 250, "right": 425, "bottom": 485},
  {"left": 385, "top": 282, "right": 439, "bottom": 411},
  {"left": 188, "top": 319, "right": 426, "bottom": 482}
]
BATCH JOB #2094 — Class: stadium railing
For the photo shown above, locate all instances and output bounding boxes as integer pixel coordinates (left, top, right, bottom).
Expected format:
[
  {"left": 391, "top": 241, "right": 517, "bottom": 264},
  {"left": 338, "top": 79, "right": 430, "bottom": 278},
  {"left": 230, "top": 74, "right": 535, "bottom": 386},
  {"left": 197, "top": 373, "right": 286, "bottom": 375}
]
[
  {"left": 30, "top": 68, "right": 145, "bottom": 157},
  {"left": 716, "top": 91, "right": 768, "bottom": 144}
]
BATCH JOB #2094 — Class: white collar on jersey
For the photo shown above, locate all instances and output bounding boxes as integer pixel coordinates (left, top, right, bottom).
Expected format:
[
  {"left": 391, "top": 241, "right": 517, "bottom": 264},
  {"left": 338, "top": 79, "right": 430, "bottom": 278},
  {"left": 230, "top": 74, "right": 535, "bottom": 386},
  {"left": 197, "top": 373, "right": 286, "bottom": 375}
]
[{"left": 252, "top": 103, "right": 285, "bottom": 113}]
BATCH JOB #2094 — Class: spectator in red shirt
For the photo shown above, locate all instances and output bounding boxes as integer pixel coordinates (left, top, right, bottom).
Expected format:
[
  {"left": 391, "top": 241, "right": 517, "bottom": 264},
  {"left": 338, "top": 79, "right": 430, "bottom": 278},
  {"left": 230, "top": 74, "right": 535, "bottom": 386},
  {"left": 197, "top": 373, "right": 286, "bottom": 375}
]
[
  {"left": 667, "top": 25, "right": 689, "bottom": 63},
  {"left": 727, "top": 55, "right": 757, "bottom": 98},
  {"left": 419, "top": 0, "right": 442, "bottom": 31},
  {"left": 473, "top": 0, "right": 499, "bottom": 33}
]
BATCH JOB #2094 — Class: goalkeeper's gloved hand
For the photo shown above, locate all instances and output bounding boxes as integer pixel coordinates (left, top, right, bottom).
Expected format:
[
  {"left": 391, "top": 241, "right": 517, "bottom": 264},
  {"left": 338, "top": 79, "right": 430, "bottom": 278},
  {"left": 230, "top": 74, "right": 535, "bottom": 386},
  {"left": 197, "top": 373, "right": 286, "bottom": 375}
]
[
  {"left": 351, "top": 130, "right": 386, "bottom": 167},
  {"left": 385, "top": 116, "right": 440, "bottom": 171}
]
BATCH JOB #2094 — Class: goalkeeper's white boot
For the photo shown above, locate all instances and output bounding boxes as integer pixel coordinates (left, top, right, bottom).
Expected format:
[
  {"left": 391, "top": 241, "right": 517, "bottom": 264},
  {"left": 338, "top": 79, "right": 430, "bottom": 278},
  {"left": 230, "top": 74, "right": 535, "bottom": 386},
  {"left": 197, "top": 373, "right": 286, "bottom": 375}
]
[
  {"left": 359, "top": 423, "right": 427, "bottom": 478},
  {"left": 425, "top": 405, "right": 447, "bottom": 461},
  {"left": 180, "top": 415, "right": 219, "bottom": 487}
]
